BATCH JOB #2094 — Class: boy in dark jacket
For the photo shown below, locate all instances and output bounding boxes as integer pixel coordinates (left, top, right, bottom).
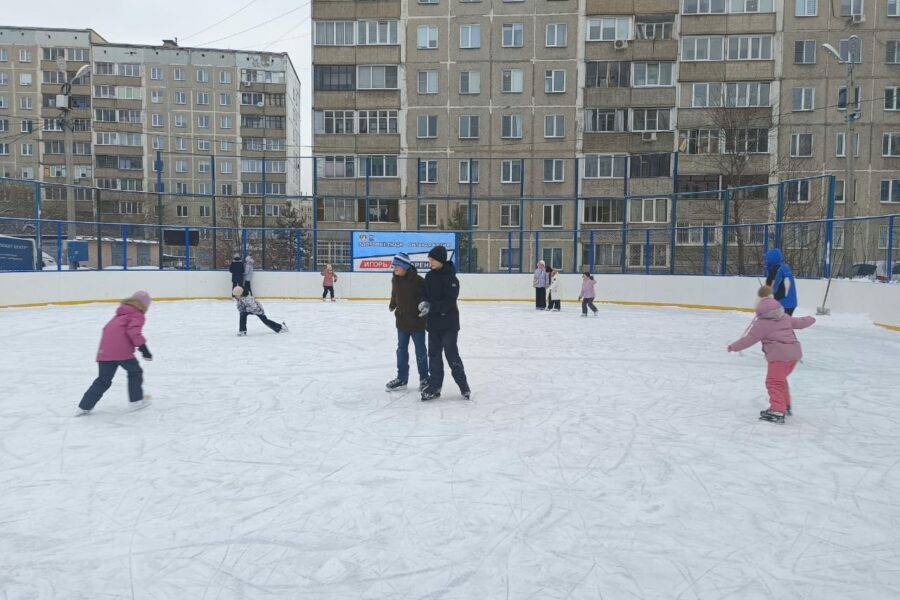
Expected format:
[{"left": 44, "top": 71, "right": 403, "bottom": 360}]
[
  {"left": 229, "top": 253, "right": 244, "bottom": 289},
  {"left": 385, "top": 252, "right": 429, "bottom": 392},
  {"left": 764, "top": 248, "right": 798, "bottom": 315},
  {"left": 419, "top": 245, "right": 470, "bottom": 401}
]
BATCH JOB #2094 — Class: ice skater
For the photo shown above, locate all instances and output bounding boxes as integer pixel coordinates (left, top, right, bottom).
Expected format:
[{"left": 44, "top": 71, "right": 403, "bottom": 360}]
[
  {"left": 419, "top": 245, "right": 470, "bottom": 401},
  {"left": 385, "top": 252, "right": 429, "bottom": 392},
  {"left": 579, "top": 272, "right": 598, "bottom": 317},
  {"left": 727, "top": 286, "right": 815, "bottom": 423},
  {"left": 764, "top": 248, "right": 797, "bottom": 315},
  {"left": 547, "top": 268, "right": 561, "bottom": 311},
  {"left": 75, "top": 291, "right": 153, "bottom": 416},
  {"left": 533, "top": 260, "right": 548, "bottom": 310},
  {"left": 233, "top": 286, "right": 288, "bottom": 336},
  {"left": 243, "top": 254, "right": 255, "bottom": 295},
  {"left": 321, "top": 264, "right": 337, "bottom": 301},
  {"left": 229, "top": 252, "right": 244, "bottom": 291}
]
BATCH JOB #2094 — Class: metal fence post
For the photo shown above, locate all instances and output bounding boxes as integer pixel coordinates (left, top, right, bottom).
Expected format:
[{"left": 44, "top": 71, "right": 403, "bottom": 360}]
[
  {"left": 507, "top": 231, "right": 513, "bottom": 274},
  {"left": 589, "top": 229, "right": 595, "bottom": 272},
  {"left": 824, "top": 174, "right": 837, "bottom": 279},
  {"left": 210, "top": 154, "right": 217, "bottom": 269},
  {"left": 702, "top": 226, "right": 709, "bottom": 276},
  {"left": 468, "top": 157, "right": 474, "bottom": 274},
  {"left": 296, "top": 229, "right": 302, "bottom": 272},
  {"left": 888, "top": 215, "right": 896, "bottom": 281},
  {"left": 156, "top": 150, "right": 164, "bottom": 270},
  {"left": 122, "top": 224, "right": 128, "bottom": 270},
  {"left": 55, "top": 221, "right": 62, "bottom": 271},
  {"left": 519, "top": 159, "right": 526, "bottom": 273},
  {"left": 669, "top": 193, "right": 677, "bottom": 275},
  {"left": 261, "top": 156, "right": 267, "bottom": 270},
  {"left": 645, "top": 227, "right": 651, "bottom": 275},
  {"left": 572, "top": 157, "right": 580, "bottom": 272},
  {"left": 721, "top": 189, "right": 731, "bottom": 275},
  {"left": 774, "top": 180, "right": 785, "bottom": 248},
  {"left": 534, "top": 231, "right": 540, "bottom": 270},
  {"left": 311, "top": 157, "right": 318, "bottom": 272},
  {"left": 184, "top": 227, "right": 191, "bottom": 271},
  {"left": 620, "top": 197, "right": 628, "bottom": 274},
  {"left": 364, "top": 157, "right": 371, "bottom": 230},
  {"left": 33, "top": 181, "right": 42, "bottom": 268}
]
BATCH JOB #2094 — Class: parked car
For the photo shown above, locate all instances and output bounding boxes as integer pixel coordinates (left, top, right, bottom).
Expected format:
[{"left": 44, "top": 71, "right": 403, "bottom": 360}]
[{"left": 845, "top": 261, "right": 900, "bottom": 282}]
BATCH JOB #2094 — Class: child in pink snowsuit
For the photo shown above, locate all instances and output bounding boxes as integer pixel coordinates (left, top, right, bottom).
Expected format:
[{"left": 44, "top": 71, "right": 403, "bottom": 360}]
[
  {"left": 321, "top": 264, "right": 338, "bottom": 301},
  {"left": 727, "top": 293, "right": 815, "bottom": 423}
]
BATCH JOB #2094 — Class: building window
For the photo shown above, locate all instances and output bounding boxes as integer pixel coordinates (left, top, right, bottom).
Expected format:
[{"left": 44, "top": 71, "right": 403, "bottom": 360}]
[
  {"left": 583, "top": 200, "right": 624, "bottom": 224},
  {"left": 220, "top": 70, "right": 232, "bottom": 84},
  {"left": 197, "top": 69, "right": 209, "bottom": 83},
  {"left": 459, "top": 160, "right": 480, "bottom": 183},
  {"left": 315, "top": 110, "right": 355, "bottom": 134},
  {"left": 890, "top": 0, "right": 900, "bottom": 15},
  {"left": 543, "top": 161, "right": 565, "bottom": 183},
  {"left": 174, "top": 91, "right": 187, "bottom": 104},
  {"left": 632, "top": 108, "right": 672, "bottom": 132},
  {"left": 584, "top": 154, "right": 627, "bottom": 178},
  {"left": 460, "top": 70, "right": 480, "bottom": 94},
  {"left": 357, "top": 20, "right": 399, "bottom": 45},
  {"left": 420, "top": 203, "right": 438, "bottom": 226},
  {"left": 220, "top": 93, "right": 232, "bottom": 107},
  {"left": 460, "top": 24, "right": 481, "bottom": 48},
  {"left": 786, "top": 180, "right": 811, "bottom": 203},
  {"left": 317, "top": 241, "right": 351, "bottom": 271},
  {"left": 357, "top": 65, "right": 399, "bottom": 89},
  {"left": 319, "top": 155, "right": 356, "bottom": 178},
  {"left": 358, "top": 110, "right": 398, "bottom": 134},
  {"left": 314, "top": 21, "right": 356, "bottom": 45},
  {"left": 501, "top": 160, "right": 522, "bottom": 184},
  {"left": 586, "top": 109, "right": 627, "bottom": 133},
  {"left": 151, "top": 114, "right": 163, "bottom": 127},
  {"left": 419, "top": 160, "right": 438, "bottom": 183},
  {"left": 840, "top": 0, "right": 864, "bottom": 15},
  {"left": 177, "top": 205, "right": 189, "bottom": 217},
  {"left": 679, "top": 129, "right": 721, "bottom": 154},
  {"left": 586, "top": 17, "right": 631, "bottom": 41},
  {"left": 314, "top": 65, "right": 355, "bottom": 90},
  {"left": 173, "top": 67, "right": 185, "bottom": 81},
  {"left": 20, "top": 96, "right": 33, "bottom": 110},
  {"left": 726, "top": 35, "right": 773, "bottom": 60},
  {"left": 629, "top": 198, "right": 669, "bottom": 223},
  {"left": 198, "top": 115, "right": 210, "bottom": 128},
  {"left": 196, "top": 92, "right": 210, "bottom": 105},
  {"left": 880, "top": 179, "right": 900, "bottom": 202},
  {"left": 791, "top": 133, "right": 814, "bottom": 157},
  {"left": 883, "top": 132, "right": 900, "bottom": 156},
  {"left": 418, "top": 70, "right": 438, "bottom": 94},
  {"left": 417, "top": 114, "right": 438, "bottom": 138},
  {"left": 544, "top": 70, "right": 566, "bottom": 93},
  {"left": 586, "top": 61, "right": 630, "bottom": 88},
  {"left": 840, "top": 39, "right": 862, "bottom": 63},
  {"left": 887, "top": 86, "right": 900, "bottom": 110},
  {"left": 796, "top": 0, "right": 818, "bottom": 15},
  {"left": 681, "top": 36, "right": 724, "bottom": 61},
  {"left": 19, "top": 73, "right": 32, "bottom": 86},
  {"left": 362, "top": 155, "right": 399, "bottom": 177},
  {"left": 887, "top": 41, "right": 900, "bottom": 64},
  {"left": 544, "top": 114, "right": 565, "bottom": 138},
  {"left": 792, "top": 87, "right": 815, "bottom": 111},
  {"left": 19, "top": 49, "right": 32, "bottom": 63},
  {"left": 835, "top": 132, "right": 860, "bottom": 157},
  {"left": 502, "top": 23, "right": 524, "bottom": 48},
  {"left": 501, "top": 69, "right": 523, "bottom": 93},
  {"left": 501, "top": 114, "right": 523, "bottom": 138},
  {"left": 635, "top": 15, "right": 674, "bottom": 39},
  {"left": 628, "top": 244, "right": 669, "bottom": 269},
  {"left": 459, "top": 115, "right": 480, "bottom": 139},
  {"left": 501, "top": 204, "right": 521, "bottom": 227},
  {"left": 632, "top": 62, "right": 673, "bottom": 87},
  {"left": 725, "top": 81, "right": 771, "bottom": 107},
  {"left": 795, "top": 40, "right": 816, "bottom": 64},
  {"left": 418, "top": 25, "right": 439, "bottom": 49},
  {"left": 542, "top": 248, "right": 563, "bottom": 269},
  {"left": 546, "top": 23, "right": 567, "bottom": 47},
  {"left": 500, "top": 248, "right": 522, "bottom": 270}
]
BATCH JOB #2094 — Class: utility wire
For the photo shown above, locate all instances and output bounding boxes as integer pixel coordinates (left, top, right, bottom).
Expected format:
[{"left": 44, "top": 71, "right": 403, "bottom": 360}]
[
  {"left": 199, "top": 4, "right": 308, "bottom": 47},
  {"left": 180, "top": 0, "right": 259, "bottom": 42}
]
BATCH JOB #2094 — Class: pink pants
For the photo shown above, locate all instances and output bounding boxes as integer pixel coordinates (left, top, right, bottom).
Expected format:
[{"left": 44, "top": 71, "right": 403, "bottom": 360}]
[{"left": 766, "top": 360, "right": 797, "bottom": 413}]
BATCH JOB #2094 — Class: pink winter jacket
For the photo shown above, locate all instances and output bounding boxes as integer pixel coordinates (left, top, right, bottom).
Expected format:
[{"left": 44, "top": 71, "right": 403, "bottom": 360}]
[
  {"left": 96, "top": 302, "right": 147, "bottom": 362},
  {"left": 727, "top": 298, "right": 815, "bottom": 362},
  {"left": 321, "top": 269, "right": 337, "bottom": 287}
]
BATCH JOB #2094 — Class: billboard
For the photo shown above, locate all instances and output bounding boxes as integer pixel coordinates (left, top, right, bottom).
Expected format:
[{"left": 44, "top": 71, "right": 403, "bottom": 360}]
[
  {"left": 351, "top": 231, "right": 456, "bottom": 272},
  {"left": 0, "top": 235, "right": 36, "bottom": 271}
]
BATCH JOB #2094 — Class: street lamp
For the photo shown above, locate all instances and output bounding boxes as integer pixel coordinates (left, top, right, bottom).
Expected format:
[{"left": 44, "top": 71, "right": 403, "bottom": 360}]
[
  {"left": 821, "top": 36, "right": 859, "bottom": 278},
  {"left": 57, "top": 63, "right": 92, "bottom": 268}
]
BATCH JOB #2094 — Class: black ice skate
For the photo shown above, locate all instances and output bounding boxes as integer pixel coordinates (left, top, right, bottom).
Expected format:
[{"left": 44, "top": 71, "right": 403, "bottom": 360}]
[
  {"left": 385, "top": 378, "right": 407, "bottom": 392},
  {"left": 418, "top": 380, "right": 429, "bottom": 392},
  {"left": 420, "top": 387, "right": 441, "bottom": 401},
  {"left": 786, "top": 405, "right": 792, "bottom": 416},
  {"left": 759, "top": 409, "right": 785, "bottom": 424},
  {"left": 461, "top": 387, "right": 471, "bottom": 400}
]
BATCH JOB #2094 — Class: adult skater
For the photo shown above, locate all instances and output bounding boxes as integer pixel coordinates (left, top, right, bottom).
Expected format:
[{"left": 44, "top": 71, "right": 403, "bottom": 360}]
[
  {"left": 764, "top": 248, "right": 797, "bottom": 315},
  {"left": 533, "top": 260, "right": 548, "bottom": 310},
  {"left": 419, "top": 245, "right": 470, "bottom": 401},
  {"left": 243, "top": 254, "right": 255, "bottom": 295},
  {"left": 229, "top": 253, "right": 244, "bottom": 291},
  {"left": 385, "top": 252, "right": 429, "bottom": 392},
  {"left": 233, "top": 286, "right": 288, "bottom": 336},
  {"left": 75, "top": 291, "right": 153, "bottom": 416}
]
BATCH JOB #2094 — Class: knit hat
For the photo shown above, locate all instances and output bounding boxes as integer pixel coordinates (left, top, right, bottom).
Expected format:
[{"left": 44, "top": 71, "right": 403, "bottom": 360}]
[
  {"left": 392, "top": 252, "right": 412, "bottom": 269},
  {"left": 233, "top": 252, "right": 241, "bottom": 260},
  {"left": 232, "top": 286, "right": 244, "bottom": 298},
  {"left": 427, "top": 245, "right": 448, "bottom": 264},
  {"left": 131, "top": 290, "right": 151, "bottom": 310}
]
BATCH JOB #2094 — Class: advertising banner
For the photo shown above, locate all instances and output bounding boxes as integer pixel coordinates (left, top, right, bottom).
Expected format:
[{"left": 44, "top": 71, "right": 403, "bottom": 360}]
[
  {"left": 351, "top": 231, "right": 456, "bottom": 272},
  {"left": 0, "top": 235, "right": 35, "bottom": 271}
]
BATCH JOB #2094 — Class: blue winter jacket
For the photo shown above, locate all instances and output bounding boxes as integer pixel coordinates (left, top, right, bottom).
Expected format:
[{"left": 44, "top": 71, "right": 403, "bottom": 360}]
[{"left": 764, "top": 249, "right": 797, "bottom": 310}]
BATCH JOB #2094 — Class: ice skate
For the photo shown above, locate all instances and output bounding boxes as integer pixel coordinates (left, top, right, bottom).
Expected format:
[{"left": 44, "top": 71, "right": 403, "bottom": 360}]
[
  {"left": 460, "top": 387, "right": 471, "bottom": 400},
  {"left": 127, "top": 396, "right": 152, "bottom": 412},
  {"left": 385, "top": 378, "right": 407, "bottom": 392},
  {"left": 420, "top": 387, "right": 441, "bottom": 401},
  {"left": 786, "top": 405, "right": 792, "bottom": 416},
  {"left": 74, "top": 407, "right": 91, "bottom": 417},
  {"left": 418, "top": 380, "right": 429, "bottom": 392},
  {"left": 759, "top": 409, "right": 785, "bottom": 424},
  {"left": 237, "top": 331, "right": 247, "bottom": 337},
  {"left": 331, "top": 297, "right": 336, "bottom": 302},
  {"left": 280, "top": 322, "right": 289, "bottom": 333}
]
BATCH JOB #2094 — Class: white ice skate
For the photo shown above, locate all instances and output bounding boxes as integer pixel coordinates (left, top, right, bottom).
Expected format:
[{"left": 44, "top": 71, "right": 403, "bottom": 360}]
[
  {"left": 280, "top": 322, "right": 289, "bottom": 333},
  {"left": 74, "top": 407, "right": 91, "bottom": 417},
  {"left": 127, "top": 396, "right": 152, "bottom": 412}
]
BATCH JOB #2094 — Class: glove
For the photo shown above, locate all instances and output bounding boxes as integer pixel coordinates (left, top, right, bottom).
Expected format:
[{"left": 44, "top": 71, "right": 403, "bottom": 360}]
[
  {"left": 138, "top": 344, "right": 153, "bottom": 361},
  {"left": 726, "top": 344, "right": 734, "bottom": 353},
  {"left": 417, "top": 301, "right": 430, "bottom": 317}
]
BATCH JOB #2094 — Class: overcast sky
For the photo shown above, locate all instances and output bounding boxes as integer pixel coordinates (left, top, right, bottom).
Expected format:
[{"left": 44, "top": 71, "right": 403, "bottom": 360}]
[{"left": 6, "top": 0, "right": 314, "bottom": 189}]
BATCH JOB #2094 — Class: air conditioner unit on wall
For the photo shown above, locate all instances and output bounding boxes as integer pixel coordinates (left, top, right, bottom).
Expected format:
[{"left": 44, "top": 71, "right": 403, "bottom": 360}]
[
  {"left": 614, "top": 39, "right": 629, "bottom": 51},
  {"left": 641, "top": 132, "right": 657, "bottom": 142},
  {"left": 851, "top": 13, "right": 866, "bottom": 23}
]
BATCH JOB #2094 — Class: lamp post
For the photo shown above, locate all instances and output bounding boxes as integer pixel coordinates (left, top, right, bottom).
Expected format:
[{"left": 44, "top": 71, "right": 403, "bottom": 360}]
[
  {"left": 822, "top": 36, "right": 859, "bottom": 278},
  {"left": 58, "top": 63, "right": 92, "bottom": 268}
]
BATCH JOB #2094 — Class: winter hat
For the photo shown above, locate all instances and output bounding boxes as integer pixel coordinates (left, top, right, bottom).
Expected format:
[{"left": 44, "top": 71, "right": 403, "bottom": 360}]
[
  {"left": 427, "top": 245, "right": 448, "bottom": 264},
  {"left": 392, "top": 252, "right": 412, "bottom": 269},
  {"left": 232, "top": 285, "right": 244, "bottom": 298},
  {"left": 757, "top": 285, "right": 773, "bottom": 298},
  {"left": 233, "top": 252, "right": 241, "bottom": 260},
  {"left": 755, "top": 297, "right": 785, "bottom": 318},
  {"left": 130, "top": 290, "right": 151, "bottom": 310}
]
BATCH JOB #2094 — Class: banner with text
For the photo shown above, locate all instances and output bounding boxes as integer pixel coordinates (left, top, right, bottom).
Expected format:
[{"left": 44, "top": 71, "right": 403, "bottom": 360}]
[{"left": 351, "top": 231, "right": 456, "bottom": 272}]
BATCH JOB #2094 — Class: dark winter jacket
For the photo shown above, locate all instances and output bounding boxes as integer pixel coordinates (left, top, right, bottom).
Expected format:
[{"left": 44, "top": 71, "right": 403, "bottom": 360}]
[
  {"left": 235, "top": 294, "right": 265, "bottom": 316},
  {"left": 423, "top": 261, "right": 460, "bottom": 331},
  {"left": 764, "top": 248, "right": 797, "bottom": 310},
  {"left": 229, "top": 259, "right": 244, "bottom": 285},
  {"left": 389, "top": 266, "right": 426, "bottom": 333}
]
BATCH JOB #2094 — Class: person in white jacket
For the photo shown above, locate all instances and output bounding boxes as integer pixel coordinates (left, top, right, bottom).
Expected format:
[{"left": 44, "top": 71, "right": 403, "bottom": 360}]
[
  {"left": 547, "top": 269, "right": 561, "bottom": 311},
  {"left": 243, "top": 255, "right": 255, "bottom": 294},
  {"left": 232, "top": 286, "right": 287, "bottom": 336}
]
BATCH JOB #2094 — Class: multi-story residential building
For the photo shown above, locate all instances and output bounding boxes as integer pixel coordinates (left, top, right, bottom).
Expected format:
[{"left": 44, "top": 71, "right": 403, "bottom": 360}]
[
  {"left": 312, "top": 0, "right": 900, "bottom": 273},
  {"left": 0, "top": 26, "right": 301, "bottom": 266}
]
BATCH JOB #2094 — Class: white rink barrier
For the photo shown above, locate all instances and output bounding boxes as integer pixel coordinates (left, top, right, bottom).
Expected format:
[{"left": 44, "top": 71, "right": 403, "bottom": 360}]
[{"left": 1, "top": 271, "right": 898, "bottom": 331}]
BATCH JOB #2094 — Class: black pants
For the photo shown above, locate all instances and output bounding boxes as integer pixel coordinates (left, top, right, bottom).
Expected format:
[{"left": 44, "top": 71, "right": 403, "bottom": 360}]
[
  {"left": 427, "top": 329, "right": 468, "bottom": 392},
  {"left": 535, "top": 287, "right": 546, "bottom": 309},
  {"left": 243, "top": 280, "right": 252, "bottom": 294},
  {"left": 582, "top": 298, "right": 598, "bottom": 315},
  {"left": 79, "top": 359, "right": 143, "bottom": 410},
  {"left": 785, "top": 307, "right": 795, "bottom": 316},
  {"left": 240, "top": 312, "right": 282, "bottom": 333},
  {"left": 547, "top": 294, "right": 560, "bottom": 310},
  {"left": 323, "top": 286, "right": 335, "bottom": 299}
]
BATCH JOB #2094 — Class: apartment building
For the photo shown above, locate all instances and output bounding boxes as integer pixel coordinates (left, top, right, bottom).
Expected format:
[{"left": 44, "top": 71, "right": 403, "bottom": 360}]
[
  {"left": 0, "top": 26, "right": 302, "bottom": 265},
  {"left": 312, "top": 0, "right": 900, "bottom": 273}
]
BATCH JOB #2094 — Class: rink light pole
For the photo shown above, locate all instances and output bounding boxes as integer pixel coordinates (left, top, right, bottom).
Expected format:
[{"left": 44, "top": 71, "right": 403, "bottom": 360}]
[
  {"left": 57, "top": 63, "right": 92, "bottom": 268},
  {"left": 822, "top": 36, "right": 859, "bottom": 278}
]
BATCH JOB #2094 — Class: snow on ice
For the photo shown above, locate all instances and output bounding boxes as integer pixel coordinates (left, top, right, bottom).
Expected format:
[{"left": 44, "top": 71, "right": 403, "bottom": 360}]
[{"left": 1, "top": 299, "right": 899, "bottom": 599}]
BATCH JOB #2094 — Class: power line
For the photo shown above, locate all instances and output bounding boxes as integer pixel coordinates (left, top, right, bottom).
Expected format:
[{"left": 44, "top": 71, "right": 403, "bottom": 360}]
[
  {"left": 180, "top": 0, "right": 259, "bottom": 42},
  {"left": 198, "top": 4, "right": 308, "bottom": 47}
]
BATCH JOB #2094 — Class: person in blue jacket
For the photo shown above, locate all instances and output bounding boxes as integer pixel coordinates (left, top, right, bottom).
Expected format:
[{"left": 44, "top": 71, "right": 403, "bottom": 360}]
[{"left": 764, "top": 248, "right": 797, "bottom": 315}]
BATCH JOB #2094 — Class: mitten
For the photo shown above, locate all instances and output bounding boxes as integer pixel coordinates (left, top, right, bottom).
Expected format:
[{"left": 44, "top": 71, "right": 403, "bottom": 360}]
[
  {"left": 417, "top": 301, "right": 430, "bottom": 317},
  {"left": 138, "top": 344, "right": 153, "bottom": 360}
]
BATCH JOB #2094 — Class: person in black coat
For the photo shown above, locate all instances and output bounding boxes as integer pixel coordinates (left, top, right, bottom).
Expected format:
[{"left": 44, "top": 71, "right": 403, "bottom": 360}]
[
  {"left": 229, "top": 253, "right": 244, "bottom": 289},
  {"left": 419, "top": 245, "right": 470, "bottom": 401}
]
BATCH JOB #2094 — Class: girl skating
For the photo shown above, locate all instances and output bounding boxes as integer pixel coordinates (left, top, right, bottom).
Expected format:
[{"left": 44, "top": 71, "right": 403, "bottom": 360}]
[
  {"left": 233, "top": 286, "right": 288, "bottom": 336},
  {"left": 579, "top": 272, "right": 598, "bottom": 317},
  {"left": 321, "top": 265, "right": 338, "bottom": 301}
]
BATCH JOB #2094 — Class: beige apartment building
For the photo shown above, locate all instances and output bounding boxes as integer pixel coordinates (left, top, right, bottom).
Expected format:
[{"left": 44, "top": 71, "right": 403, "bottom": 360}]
[
  {"left": 0, "top": 26, "right": 301, "bottom": 267},
  {"left": 313, "top": 0, "right": 900, "bottom": 273}
]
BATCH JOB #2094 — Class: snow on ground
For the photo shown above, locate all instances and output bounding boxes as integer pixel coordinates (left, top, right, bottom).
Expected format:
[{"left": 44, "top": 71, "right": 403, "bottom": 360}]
[{"left": 1, "top": 299, "right": 900, "bottom": 599}]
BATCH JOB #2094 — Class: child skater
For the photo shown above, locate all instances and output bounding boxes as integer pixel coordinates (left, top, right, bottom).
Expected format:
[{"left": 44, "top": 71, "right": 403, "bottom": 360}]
[
  {"left": 579, "top": 272, "right": 599, "bottom": 317},
  {"left": 321, "top": 264, "right": 338, "bottom": 301},
  {"left": 727, "top": 285, "right": 815, "bottom": 423},
  {"left": 419, "top": 245, "right": 470, "bottom": 401},
  {"left": 233, "top": 286, "right": 288, "bottom": 336},
  {"left": 547, "top": 268, "right": 561, "bottom": 311},
  {"left": 229, "top": 252, "right": 244, "bottom": 291},
  {"left": 75, "top": 291, "right": 153, "bottom": 416},
  {"left": 385, "top": 252, "right": 429, "bottom": 392}
]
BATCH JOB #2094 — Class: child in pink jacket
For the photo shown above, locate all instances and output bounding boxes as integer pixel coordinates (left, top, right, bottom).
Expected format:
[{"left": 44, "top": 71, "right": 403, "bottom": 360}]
[
  {"left": 76, "top": 291, "right": 153, "bottom": 416},
  {"left": 321, "top": 264, "right": 338, "bottom": 301},
  {"left": 727, "top": 287, "right": 815, "bottom": 423}
]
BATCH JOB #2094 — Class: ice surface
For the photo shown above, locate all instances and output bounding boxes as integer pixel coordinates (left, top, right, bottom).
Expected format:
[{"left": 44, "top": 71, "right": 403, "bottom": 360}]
[{"left": 2, "top": 300, "right": 900, "bottom": 599}]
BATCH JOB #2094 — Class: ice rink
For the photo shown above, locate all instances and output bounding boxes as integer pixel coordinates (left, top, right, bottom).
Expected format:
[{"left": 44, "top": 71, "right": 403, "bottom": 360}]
[{"left": 2, "top": 298, "right": 899, "bottom": 599}]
